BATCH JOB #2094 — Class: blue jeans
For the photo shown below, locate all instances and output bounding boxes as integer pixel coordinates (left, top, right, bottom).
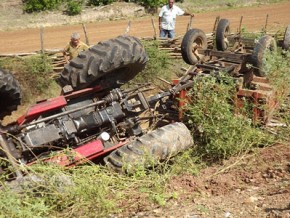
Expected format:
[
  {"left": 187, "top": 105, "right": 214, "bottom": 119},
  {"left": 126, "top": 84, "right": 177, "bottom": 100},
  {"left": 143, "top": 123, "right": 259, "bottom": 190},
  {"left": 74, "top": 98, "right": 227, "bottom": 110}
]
[{"left": 160, "top": 29, "right": 175, "bottom": 38}]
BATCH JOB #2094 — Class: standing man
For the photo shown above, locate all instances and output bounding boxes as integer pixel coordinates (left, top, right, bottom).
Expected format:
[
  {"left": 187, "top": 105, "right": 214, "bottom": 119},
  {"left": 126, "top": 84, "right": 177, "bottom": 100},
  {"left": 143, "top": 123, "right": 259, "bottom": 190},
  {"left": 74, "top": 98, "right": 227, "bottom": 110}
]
[
  {"left": 63, "top": 32, "right": 89, "bottom": 63},
  {"left": 159, "top": 0, "right": 194, "bottom": 39}
]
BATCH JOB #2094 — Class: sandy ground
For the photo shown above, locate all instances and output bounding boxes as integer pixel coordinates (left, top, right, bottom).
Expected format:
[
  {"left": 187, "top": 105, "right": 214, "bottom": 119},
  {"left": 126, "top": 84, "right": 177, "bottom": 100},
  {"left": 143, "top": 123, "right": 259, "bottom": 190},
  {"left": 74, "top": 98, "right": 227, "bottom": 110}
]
[{"left": 0, "top": 1, "right": 290, "bottom": 54}]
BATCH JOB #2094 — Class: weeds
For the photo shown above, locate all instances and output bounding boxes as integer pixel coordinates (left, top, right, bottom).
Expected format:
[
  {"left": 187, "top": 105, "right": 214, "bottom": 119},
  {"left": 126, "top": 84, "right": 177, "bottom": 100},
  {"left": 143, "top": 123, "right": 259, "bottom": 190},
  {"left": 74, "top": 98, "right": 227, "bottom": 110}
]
[
  {"left": 66, "top": 0, "right": 84, "bottom": 16},
  {"left": 0, "top": 55, "right": 59, "bottom": 104},
  {"left": 131, "top": 40, "right": 172, "bottom": 86},
  {"left": 0, "top": 163, "right": 173, "bottom": 217},
  {"left": 184, "top": 75, "right": 273, "bottom": 161},
  {"left": 262, "top": 50, "right": 290, "bottom": 139}
]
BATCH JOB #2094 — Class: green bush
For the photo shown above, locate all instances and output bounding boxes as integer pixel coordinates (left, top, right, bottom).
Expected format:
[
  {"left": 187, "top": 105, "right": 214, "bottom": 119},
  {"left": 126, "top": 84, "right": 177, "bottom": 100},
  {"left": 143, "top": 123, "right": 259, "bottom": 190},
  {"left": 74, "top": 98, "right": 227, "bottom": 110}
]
[
  {"left": 139, "top": 0, "right": 166, "bottom": 8},
  {"left": 130, "top": 40, "right": 172, "bottom": 87},
  {"left": 0, "top": 163, "right": 171, "bottom": 217},
  {"left": 66, "top": 0, "right": 83, "bottom": 15},
  {"left": 88, "top": 0, "right": 114, "bottom": 6},
  {"left": 23, "top": 0, "right": 63, "bottom": 13},
  {"left": 261, "top": 50, "right": 290, "bottom": 139},
  {"left": 23, "top": 55, "right": 53, "bottom": 93},
  {"left": 0, "top": 55, "right": 56, "bottom": 103},
  {"left": 125, "top": 0, "right": 166, "bottom": 11},
  {"left": 184, "top": 75, "right": 271, "bottom": 161}
]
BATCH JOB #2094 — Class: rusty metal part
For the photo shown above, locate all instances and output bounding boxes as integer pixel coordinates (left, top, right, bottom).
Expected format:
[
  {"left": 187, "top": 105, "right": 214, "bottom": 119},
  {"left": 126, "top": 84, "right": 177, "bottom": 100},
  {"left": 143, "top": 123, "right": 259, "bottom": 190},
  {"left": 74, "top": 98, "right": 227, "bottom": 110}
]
[{"left": 235, "top": 76, "right": 278, "bottom": 124}]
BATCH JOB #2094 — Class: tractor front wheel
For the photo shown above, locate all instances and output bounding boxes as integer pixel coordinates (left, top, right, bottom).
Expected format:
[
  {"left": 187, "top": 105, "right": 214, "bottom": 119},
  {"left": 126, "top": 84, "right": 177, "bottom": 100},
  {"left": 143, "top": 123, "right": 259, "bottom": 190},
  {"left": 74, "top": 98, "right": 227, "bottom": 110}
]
[{"left": 59, "top": 35, "right": 148, "bottom": 90}]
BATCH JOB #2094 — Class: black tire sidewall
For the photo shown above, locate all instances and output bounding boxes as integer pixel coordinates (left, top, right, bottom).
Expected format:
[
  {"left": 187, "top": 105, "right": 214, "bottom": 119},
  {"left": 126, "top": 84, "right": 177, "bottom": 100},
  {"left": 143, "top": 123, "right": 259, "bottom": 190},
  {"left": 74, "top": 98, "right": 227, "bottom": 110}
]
[
  {"left": 282, "top": 25, "right": 290, "bottom": 50},
  {"left": 0, "top": 68, "right": 22, "bottom": 120},
  {"left": 251, "top": 35, "right": 277, "bottom": 77},
  {"left": 60, "top": 36, "right": 148, "bottom": 90},
  {"left": 181, "top": 28, "right": 208, "bottom": 65},
  {"left": 216, "top": 19, "right": 230, "bottom": 51}
]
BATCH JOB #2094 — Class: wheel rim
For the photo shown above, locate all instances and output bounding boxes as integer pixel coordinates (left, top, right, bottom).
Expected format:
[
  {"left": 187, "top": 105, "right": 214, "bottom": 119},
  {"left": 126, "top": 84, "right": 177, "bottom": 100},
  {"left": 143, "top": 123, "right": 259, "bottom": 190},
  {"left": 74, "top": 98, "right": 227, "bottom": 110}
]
[
  {"left": 223, "top": 26, "right": 230, "bottom": 49},
  {"left": 191, "top": 37, "right": 204, "bottom": 61}
]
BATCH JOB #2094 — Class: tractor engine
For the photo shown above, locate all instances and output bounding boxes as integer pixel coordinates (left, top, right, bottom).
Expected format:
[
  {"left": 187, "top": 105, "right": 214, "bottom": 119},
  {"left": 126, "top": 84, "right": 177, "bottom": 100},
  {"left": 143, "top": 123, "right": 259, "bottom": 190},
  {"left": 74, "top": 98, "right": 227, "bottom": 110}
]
[
  {"left": 19, "top": 101, "right": 125, "bottom": 148},
  {"left": 1, "top": 84, "right": 170, "bottom": 165},
  {"left": 3, "top": 88, "right": 149, "bottom": 163}
]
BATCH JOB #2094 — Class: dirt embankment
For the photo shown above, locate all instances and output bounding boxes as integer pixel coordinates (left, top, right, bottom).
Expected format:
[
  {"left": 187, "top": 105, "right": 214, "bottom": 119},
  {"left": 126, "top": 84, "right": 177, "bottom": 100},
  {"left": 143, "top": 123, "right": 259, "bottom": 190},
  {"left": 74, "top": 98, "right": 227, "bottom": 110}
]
[
  {"left": 0, "top": 1, "right": 290, "bottom": 53},
  {"left": 119, "top": 143, "right": 290, "bottom": 218}
]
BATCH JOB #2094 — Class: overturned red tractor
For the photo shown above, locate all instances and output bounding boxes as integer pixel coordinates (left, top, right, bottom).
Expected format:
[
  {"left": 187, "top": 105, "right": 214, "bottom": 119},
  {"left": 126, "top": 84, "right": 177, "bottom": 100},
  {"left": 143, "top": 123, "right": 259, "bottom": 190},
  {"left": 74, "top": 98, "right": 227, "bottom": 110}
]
[
  {"left": 0, "top": 35, "right": 194, "bottom": 179},
  {"left": 0, "top": 27, "right": 283, "bottom": 179}
]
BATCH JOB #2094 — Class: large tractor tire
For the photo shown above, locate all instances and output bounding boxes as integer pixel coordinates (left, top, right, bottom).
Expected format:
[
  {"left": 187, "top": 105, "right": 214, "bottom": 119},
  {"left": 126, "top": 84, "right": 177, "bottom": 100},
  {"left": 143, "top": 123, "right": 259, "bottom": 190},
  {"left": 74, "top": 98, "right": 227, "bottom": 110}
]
[
  {"left": 0, "top": 68, "right": 22, "bottom": 120},
  {"left": 104, "top": 122, "right": 194, "bottom": 173},
  {"left": 181, "top": 28, "right": 208, "bottom": 65},
  {"left": 282, "top": 25, "right": 290, "bottom": 50},
  {"left": 60, "top": 35, "right": 148, "bottom": 90},
  {"left": 251, "top": 35, "right": 277, "bottom": 77},
  {"left": 216, "top": 19, "right": 231, "bottom": 51}
]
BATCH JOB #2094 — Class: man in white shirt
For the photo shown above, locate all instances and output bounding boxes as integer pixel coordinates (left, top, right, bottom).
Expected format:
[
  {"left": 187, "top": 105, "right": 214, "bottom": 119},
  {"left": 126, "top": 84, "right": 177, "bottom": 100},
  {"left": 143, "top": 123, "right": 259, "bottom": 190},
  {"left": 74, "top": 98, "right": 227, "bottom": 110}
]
[{"left": 159, "top": 0, "right": 194, "bottom": 38}]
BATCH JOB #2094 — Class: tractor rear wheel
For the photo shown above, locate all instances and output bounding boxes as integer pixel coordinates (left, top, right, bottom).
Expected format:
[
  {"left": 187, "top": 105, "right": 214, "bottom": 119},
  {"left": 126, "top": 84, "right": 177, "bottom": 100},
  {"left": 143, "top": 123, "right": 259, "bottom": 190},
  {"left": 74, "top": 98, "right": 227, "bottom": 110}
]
[
  {"left": 181, "top": 28, "right": 208, "bottom": 65},
  {"left": 59, "top": 35, "right": 148, "bottom": 90},
  {"left": 0, "top": 68, "right": 22, "bottom": 120},
  {"left": 251, "top": 35, "right": 277, "bottom": 77},
  {"left": 282, "top": 25, "right": 290, "bottom": 50},
  {"left": 104, "top": 122, "right": 194, "bottom": 173},
  {"left": 216, "top": 19, "right": 231, "bottom": 51}
]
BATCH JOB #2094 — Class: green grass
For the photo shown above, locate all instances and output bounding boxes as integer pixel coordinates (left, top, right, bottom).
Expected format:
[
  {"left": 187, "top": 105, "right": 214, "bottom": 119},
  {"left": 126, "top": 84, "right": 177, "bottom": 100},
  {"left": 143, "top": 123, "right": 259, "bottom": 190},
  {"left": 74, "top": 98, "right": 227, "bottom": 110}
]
[
  {"left": 0, "top": 55, "right": 60, "bottom": 104},
  {"left": 0, "top": 163, "right": 177, "bottom": 217},
  {"left": 183, "top": 75, "right": 273, "bottom": 161},
  {"left": 261, "top": 49, "right": 290, "bottom": 139}
]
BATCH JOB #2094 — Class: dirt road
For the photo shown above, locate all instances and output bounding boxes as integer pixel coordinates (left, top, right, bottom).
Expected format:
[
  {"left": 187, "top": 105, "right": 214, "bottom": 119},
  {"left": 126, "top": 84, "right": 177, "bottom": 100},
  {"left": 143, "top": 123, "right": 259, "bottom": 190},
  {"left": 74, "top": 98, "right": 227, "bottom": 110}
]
[{"left": 0, "top": 1, "right": 290, "bottom": 54}]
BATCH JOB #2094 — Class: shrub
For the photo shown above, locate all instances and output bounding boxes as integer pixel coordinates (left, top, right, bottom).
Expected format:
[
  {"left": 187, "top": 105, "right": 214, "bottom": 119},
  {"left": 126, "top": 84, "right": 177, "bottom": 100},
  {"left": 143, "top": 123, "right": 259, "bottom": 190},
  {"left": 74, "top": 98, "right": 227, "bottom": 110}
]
[
  {"left": 131, "top": 40, "right": 172, "bottom": 87},
  {"left": 66, "top": 0, "right": 83, "bottom": 15},
  {"left": 23, "top": 0, "right": 63, "bottom": 13},
  {"left": 184, "top": 75, "right": 271, "bottom": 161},
  {"left": 139, "top": 0, "right": 166, "bottom": 8},
  {"left": 88, "top": 0, "right": 114, "bottom": 6},
  {"left": 0, "top": 55, "right": 56, "bottom": 103},
  {"left": 261, "top": 50, "right": 290, "bottom": 138},
  {"left": 23, "top": 55, "right": 53, "bottom": 93}
]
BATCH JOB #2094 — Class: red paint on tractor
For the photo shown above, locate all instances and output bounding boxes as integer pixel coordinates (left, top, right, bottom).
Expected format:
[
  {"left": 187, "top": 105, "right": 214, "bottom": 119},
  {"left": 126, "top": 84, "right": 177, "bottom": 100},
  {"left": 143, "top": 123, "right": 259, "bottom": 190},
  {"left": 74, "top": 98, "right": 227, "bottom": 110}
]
[
  {"left": 40, "top": 139, "right": 128, "bottom": 167},
  {"left": 17, "top": 96, "right": 67, "bottom": 125},
  {"left": 172, "top": 79, "right": 189, "bottom": 121}
]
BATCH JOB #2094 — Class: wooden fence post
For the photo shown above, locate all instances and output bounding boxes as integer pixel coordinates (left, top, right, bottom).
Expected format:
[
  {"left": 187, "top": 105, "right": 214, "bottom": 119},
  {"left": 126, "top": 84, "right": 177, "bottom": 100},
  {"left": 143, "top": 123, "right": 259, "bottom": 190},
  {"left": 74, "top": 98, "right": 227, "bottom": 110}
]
[
  {"left": 82, "top": 23, "right": 90, "bottom": 46},
  {"left": 40, "top": 26, "right": 44, "bottom": 54},
  {"left": 186, "top": 16, "right": 193, "bottom": 32},
  {"left": 125, "top": 21, "right": 131, "bottom": 35},
  {"left": 264, "top": 14, "right": 269, "bottom": 34},
  {"left": 151, "top": 17, "right": 157, "bottom": 39}
]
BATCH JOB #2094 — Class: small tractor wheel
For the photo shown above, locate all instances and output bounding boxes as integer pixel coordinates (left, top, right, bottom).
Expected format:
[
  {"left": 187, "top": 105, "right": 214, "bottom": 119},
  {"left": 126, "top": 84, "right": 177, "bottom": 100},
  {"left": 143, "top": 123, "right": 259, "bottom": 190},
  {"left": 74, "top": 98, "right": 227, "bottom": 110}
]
[
  {"left": 59, "top": 35, "right": 148, "bottom": 90},
  {"left": 216, "top": 18, "right": 231, "bottom": 51},
  {"left": 104, "top": 122, "right": 194, "bottom": 173},
  {"left": 282, "top": 25, "right": 290, "bottom": 50},
  {"left": 181, "top": 28, "right": 208, "bottom": 65},
  {"left": 251, "top": 35, "right": 277, "bottom": 77},
  {"left": 0, "top": 68, "right": 22, "bottom": 120}
]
